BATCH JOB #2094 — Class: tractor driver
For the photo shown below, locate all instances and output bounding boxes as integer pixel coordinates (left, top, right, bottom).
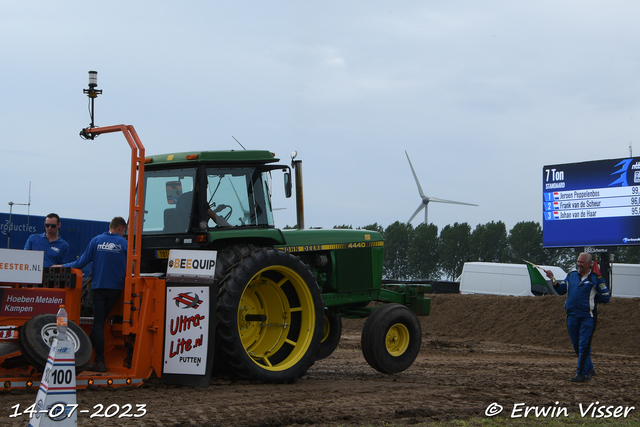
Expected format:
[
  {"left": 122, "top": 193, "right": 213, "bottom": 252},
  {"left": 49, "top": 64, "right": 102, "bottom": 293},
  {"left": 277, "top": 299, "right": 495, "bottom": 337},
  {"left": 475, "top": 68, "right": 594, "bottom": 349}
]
[{"left": 176, "top": 184, "right": 231, "bottom": 229}]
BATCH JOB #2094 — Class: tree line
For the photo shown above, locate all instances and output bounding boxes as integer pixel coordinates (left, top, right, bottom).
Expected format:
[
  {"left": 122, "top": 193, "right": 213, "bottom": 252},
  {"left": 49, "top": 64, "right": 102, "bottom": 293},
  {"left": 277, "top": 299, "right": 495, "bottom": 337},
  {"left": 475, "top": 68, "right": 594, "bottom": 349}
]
[{"left": 330, "top": 220, "right": 640, "bottom": 281}]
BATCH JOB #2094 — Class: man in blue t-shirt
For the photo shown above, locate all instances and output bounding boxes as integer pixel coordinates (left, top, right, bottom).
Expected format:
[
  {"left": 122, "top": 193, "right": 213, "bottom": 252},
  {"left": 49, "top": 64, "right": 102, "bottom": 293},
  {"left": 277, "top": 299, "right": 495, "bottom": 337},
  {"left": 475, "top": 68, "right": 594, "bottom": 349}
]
[
  {"left": 545, "top": 252, "right": 610, "bottom": 383},
  {"left": 57, "top": 216, "right": 128, "bottom": 373},
  {"left": 24, "top": 213, "right": 71, "bottom": 267}
]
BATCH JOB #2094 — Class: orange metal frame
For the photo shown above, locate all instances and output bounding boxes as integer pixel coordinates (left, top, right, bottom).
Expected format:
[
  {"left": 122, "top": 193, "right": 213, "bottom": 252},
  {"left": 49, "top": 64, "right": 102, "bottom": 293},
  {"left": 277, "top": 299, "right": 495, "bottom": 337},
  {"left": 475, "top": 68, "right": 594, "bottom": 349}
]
[
  {"left": 82, "top": 125, "right": 146, "bottom": 336},
  {"left": 85, "top": 125, "right": 145, "bottom": 285}
]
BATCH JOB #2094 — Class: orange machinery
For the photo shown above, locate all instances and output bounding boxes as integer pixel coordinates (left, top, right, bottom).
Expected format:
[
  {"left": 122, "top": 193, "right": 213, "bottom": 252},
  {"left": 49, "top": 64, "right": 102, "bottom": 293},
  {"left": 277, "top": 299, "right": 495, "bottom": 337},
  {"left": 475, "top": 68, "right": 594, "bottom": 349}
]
[{"left": 0, "top": 125, "right": 165, "bottom": 390}]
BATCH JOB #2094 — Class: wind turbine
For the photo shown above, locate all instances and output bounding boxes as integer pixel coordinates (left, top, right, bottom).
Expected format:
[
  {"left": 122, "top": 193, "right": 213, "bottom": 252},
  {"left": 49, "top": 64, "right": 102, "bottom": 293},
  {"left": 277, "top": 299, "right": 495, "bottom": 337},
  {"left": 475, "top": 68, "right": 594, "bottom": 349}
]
[{"left": 405, "top": 151, "right": 478, "bottom": 225}]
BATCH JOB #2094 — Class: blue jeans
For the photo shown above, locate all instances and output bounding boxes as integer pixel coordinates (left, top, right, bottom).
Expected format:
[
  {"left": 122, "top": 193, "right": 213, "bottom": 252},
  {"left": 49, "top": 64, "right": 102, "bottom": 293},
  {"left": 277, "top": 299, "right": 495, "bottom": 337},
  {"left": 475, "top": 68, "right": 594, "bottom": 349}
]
[
  {"left": 90, "top": 288, "right": 122, "bottom": 362},
  {"left": 566, "top": 315, "right": 596, "bottom": 377}
]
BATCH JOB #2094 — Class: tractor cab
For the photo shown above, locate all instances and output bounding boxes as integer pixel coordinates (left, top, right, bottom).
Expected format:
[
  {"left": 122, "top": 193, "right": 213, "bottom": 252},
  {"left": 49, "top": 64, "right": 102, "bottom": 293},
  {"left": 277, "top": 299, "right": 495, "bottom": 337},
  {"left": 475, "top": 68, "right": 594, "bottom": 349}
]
[{"left": 139, "top": 150, "right": 292, "bottom": 273}]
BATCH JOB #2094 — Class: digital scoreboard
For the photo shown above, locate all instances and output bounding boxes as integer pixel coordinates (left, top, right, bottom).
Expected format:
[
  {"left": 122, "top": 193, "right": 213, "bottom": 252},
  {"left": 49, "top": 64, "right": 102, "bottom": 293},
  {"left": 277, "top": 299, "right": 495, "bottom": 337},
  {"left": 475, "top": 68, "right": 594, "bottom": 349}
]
[{"left": 543, "top": 157, "right": 640, "bottom": 248}]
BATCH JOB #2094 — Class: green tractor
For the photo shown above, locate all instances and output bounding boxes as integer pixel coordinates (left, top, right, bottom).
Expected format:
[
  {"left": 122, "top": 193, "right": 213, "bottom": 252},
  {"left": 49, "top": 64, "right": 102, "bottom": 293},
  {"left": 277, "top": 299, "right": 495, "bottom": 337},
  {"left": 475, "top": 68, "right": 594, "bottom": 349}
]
[{"left": 136, "top": 148, "right": 430, "bottom": 383}]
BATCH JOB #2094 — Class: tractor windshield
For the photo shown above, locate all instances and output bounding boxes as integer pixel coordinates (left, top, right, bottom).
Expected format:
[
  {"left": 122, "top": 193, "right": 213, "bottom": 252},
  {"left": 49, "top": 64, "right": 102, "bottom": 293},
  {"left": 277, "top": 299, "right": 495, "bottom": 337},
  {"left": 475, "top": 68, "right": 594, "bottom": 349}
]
[
  {"left": 205, "top": 167, "right": 274, "bottom": 227},
  {"left": 141, "top": 166, "right": 274, "bottom": 234}
]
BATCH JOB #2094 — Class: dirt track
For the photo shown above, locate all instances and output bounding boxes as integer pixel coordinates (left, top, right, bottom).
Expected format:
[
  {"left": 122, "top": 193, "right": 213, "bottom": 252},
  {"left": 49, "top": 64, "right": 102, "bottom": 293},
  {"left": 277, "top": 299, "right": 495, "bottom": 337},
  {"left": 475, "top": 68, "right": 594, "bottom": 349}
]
[{"left": 2, "top": 294, "right": 639, "bottom": 426}]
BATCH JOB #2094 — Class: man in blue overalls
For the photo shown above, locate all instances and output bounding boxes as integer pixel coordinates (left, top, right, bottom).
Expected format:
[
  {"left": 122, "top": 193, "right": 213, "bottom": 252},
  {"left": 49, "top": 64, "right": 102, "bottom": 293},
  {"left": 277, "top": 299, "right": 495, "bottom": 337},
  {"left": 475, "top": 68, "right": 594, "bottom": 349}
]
[{"left": 546, "top": 252, "right": 610, "bottom": 383}]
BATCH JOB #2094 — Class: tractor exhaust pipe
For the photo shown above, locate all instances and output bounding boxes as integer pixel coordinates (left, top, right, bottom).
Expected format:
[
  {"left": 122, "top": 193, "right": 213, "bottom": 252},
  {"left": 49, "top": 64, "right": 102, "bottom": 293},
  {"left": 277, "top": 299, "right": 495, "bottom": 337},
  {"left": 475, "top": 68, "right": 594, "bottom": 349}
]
[{"left": 291, "top": 152, "right": 304, "bottom": 230}]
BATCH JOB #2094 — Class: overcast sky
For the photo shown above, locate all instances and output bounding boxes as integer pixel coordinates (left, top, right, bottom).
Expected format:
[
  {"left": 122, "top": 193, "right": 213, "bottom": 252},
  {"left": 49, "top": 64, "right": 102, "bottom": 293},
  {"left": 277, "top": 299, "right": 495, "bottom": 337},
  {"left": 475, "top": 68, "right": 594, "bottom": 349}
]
[{"left": 3, "top": 1, "right": 640, "bottom": 233}]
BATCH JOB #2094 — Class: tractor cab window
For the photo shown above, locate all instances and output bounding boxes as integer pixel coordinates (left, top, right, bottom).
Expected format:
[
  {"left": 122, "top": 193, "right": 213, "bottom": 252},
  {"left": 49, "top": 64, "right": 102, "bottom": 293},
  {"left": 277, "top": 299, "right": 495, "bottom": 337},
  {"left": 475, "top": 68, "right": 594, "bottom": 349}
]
[
  {"left": 142, "top": 168, "right": 196, "bottom": 234},
  {"left": 206, "top": 167, "right": 274, "bottom": 227}
]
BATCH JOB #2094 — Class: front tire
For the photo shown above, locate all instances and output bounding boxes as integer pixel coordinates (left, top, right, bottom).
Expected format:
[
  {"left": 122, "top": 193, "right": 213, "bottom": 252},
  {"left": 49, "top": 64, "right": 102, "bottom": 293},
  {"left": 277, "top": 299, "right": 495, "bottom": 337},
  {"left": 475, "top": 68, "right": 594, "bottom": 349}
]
[
  {"left": 217, "top": 247, "right": 324, "bottom": 383},
  {"left": 361, "top": 303, "right": 421, "bottom": 374},
  {"left": 18, "top": 314, "right": 93, "bottom": 373}
]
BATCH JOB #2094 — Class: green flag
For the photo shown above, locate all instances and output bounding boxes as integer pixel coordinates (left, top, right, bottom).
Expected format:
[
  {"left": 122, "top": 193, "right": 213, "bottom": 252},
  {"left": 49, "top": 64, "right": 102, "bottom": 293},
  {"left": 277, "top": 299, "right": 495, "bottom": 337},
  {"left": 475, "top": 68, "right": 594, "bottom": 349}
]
[
  {"left": 526, "top": 263, "right": 557, "bottom": 294},
  {"left": 526, "top": 263, "right": 547, "bottom": 285}
]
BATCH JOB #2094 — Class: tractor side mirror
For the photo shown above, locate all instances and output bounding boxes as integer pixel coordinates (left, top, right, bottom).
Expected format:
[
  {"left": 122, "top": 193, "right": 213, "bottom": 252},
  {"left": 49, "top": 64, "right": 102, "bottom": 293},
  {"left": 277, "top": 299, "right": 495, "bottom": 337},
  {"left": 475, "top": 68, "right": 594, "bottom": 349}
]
[{"left": 284, "top": 172, "right": 292, "bottom": 198}]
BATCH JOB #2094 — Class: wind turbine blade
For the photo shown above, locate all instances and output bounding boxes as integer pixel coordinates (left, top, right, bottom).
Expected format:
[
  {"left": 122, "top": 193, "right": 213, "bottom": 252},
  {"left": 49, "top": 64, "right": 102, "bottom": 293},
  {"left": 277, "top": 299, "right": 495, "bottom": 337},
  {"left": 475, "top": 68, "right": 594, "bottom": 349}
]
[
  {"left": 407, "top": 204, "right": 425, "bottom": 224},
  {"left": 428, "top": 197, "right": 478, "bottom": 206},
  {"left": 405, "top": 151, "right": 425, "bottom": 198}
]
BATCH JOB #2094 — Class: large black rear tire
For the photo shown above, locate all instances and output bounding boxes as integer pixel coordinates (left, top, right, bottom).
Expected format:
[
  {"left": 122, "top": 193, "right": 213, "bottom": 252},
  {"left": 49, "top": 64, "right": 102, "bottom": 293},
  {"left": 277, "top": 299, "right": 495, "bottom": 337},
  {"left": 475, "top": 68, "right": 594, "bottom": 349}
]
[
  {"left": 212, "top": 244, "right": 259, "bottom": 374},
  {"left": 217, "top": 247, "right": 323, "bottom": 383},
  {"left": 361, "top": 303, "right": 421, "bottom": 374},
  {"left": 18, "top": 314, "right": 93, "bottom": 373},
  {"left": 215, "top": 244, "right": 259, "bottom": 278}
]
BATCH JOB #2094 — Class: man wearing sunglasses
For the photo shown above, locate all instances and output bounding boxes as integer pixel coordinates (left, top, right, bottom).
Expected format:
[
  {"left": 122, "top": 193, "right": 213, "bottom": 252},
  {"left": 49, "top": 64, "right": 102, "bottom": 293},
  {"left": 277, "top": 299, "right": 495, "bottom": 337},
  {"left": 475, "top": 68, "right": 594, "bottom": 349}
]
[{"left": 23, "top": 213, "right": 71, "bottom": 267}]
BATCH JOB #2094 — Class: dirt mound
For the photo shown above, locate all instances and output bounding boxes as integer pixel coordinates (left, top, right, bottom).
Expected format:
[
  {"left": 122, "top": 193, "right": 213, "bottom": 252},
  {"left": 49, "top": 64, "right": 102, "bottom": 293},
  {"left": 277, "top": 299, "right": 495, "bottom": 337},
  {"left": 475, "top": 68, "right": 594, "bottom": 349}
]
[
  {"left": 428, "top": 294, "right": 639, "bottom": 355},
  {"left": 344, "top": 294, "right": 640, "bottom": 356}
]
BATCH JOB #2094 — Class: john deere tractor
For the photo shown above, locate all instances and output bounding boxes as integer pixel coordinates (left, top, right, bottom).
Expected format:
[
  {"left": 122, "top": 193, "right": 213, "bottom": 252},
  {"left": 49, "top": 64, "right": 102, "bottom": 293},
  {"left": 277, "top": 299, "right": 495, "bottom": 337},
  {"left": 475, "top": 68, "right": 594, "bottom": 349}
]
[{"left": 135, "top": 147, "right": 430, "bottom": 383}]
